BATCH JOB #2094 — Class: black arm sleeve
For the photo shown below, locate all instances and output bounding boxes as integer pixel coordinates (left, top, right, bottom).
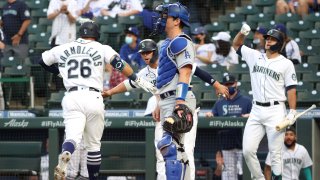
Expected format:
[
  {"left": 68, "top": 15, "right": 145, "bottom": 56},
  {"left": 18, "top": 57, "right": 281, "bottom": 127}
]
[
  {"left": 38, "top": 58, "right": 60, "bottom": 75},
  {"left": 194, "top": 67, "right": 216, "bottom": 85}
]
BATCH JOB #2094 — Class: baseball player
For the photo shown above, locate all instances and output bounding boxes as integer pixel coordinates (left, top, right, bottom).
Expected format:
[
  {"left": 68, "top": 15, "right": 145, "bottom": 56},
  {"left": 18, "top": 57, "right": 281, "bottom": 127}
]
[
  {"left": 39, "top": 21, "right": 156, "bottom": 180},
  {"left": 233, "top": 24, "right": 298, "bottom": 179},
  {"left": 102, "top": 38, "right": 228, "bottom": 180},
  {"left": 264, "top": 126, "right": 313, "bottom": 180}
]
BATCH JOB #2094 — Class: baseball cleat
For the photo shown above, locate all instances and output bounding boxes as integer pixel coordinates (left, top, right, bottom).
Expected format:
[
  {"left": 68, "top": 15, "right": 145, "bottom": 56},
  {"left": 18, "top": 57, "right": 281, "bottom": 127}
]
[{"left": 54, "top": 151, "right": 71, "bottom": 180}]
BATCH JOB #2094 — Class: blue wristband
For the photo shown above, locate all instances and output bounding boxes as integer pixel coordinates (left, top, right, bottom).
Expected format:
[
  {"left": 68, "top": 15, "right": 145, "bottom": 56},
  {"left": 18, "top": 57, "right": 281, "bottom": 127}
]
[{"left": 176, "top": 82, "right": 189, "bottom": 101}]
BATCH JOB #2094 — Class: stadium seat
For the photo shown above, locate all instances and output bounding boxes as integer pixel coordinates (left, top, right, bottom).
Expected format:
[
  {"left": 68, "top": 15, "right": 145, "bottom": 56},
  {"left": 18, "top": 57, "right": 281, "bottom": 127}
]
[
  {"left": 0, "top": 141, "right": 42, "bottom": 176},
  {"left": 314, "top": 22, "right": 320, "bottom": 29},
  {"left": 235, "top": 5, "right": 260, "bottom": 16},
  {"left": 297, "top": 91, "right": 320, "bottom": 105},
  {"left": 0, "top": 56, "right": 22, "bottom": 68},
  {"left": 252, "top": 0, "right": 276, "bottom": 7},
  {"left": 246, "top": 13, "right": 274, "bottom": 23},
  {"left": 3, "top": 65, "right": 30, "bottom": 77},
  {"left": 95, "top": 16, "right": 117, "bottom": 25},
  {"left": 46, "top": 91, "right": 65, "bottom": 109},
  {"left": 294, "top": 38, "right": 310, "bottom": 46},
  {"left": 118, "top": 15, "right": 143, "bottom": 29},
  {"left": 219, "top": 13, "right": 245, "bottom": 24},
  {"left": 275, "top": 13, "right": 301, "bottom": 24},
  {"left": 38, "top": 17, "right": 52, "bottom": 26},
  {"left": 302, "top": 71, "right": 320, "bottom": 82},
  {"left": 108, "top": 92, "right": 139, "bottom": 109},
  {"left": 302, "top": 12, "right": 320, "bottom": 23},
  {"left": 100, "top": 23, "right": 124, "bottom": 50},
  {"left": 138, "top": 91, "right": 153, "bottom": 108},
  {"left": 28, "top": 24, "right": 47, "bottom": 34},
  {"left": 227, "top": 63, "right": 249, "bottom": 74},
  {"left": 287, "top": 20, "right": 313, "bottom": 32},
  {"left": 307, "top": 55, "right": 320, "bottom": 67},
  {"left": 296, "top": 81, "right": 313, "bottom": 92},
  {"left": 295, "top": 63, "right": 317, "bottom": 73},
  {"left": 263, "top": 5, "right": 276, "bottom": 14},
  {"left": 25, "top": 0, "right": 47, "bottom": 10},
  {"left": 299, "top": 29, "right": 320, "bottom": 39},
  {"left": 311, "top": 39, "right": 320, "bottom": 46},
  {"left": 201, "top": 91, "right": 217, "bottom": 108},
  {"left": 299, "top": 45, "right": 320, "bottom": 56},
  {"left": 204, "top": 22, "right": 227, "bottom": 35},
  {"left": 258, "top": 20, "right": 277, "bottom": 30},
  {"left": 31, "top": 9, "right": 47, "bottom": 18},
  {"left": 240, "top": 73, "right": 251, "bottom": 82}
]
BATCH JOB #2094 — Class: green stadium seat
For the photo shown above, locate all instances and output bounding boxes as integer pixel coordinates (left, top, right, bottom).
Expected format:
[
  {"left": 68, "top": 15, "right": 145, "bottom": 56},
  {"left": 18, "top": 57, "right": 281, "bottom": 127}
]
[
  {"left": 118, "top": 15, "right": 143, "bottom": 29},
  {"left": 302, "top": 71, "right": 320, "bottom": 82},
  {"left": 287, "top": 20, "right": 313, "bottom": 32},
  {"left": 302, "top": 12, "right": 320, "bottom": 23},
  {"left": 294, "top": 38, "right": 310, "bottom": 46},
  {"left": 295, "top": 63, "right": 317, "bottom": 73},
  {"left": 100, "top": 141, "right": 145, "bottom": 175},
  {"left": 0, "top": 141, "right": 42, "bottom": 176},
  {"left": 246, "top": 13, "right": 274, "bottom": 23},
  {"left": 314, "top": 21, "right": 320, "bottom": 29},
  {"left": 240, "top": 73, "right": 251, "bottom": 82},
  {"left": 311, "top": 39, "right": 320, "bottom": 47},
  {"left": 201, "top": 91, "right": 217, "bottom": 108},
  {"left": 229, "top": 22, "right": 257, "bottom": 33},
  {"left": 137, "top": 91, "right": 153, "bottom": 108},
  {"left": 38, "top": 17, "right": 52, "bottom": 26},
  {"left": 3, "top": 65, "right": 30, "bottom": 77},
  {"left": 28, "top": 24, "right": 47, "bottom": 34},
  {"left": 95, "top": 16, "right": 117, "bottom": 25},
  {"left": 100, "top": 23, "right": 124, "bottom": 50},
  {"left": 299, "top": 29, "right": 320, "bottom": 39},
  {"left": 263, "top": 5, "right": 276, "bottom": 14},
  {"left": 108, "top": 92, "right": 139, "bottom": 109},
  {"left": 296, "top": 81, "right": 313, "bottom": 92},
  {"left": 299, "top": 45, "right": 320, "bottom": 56},
  {"left": 307, "top": 55, "right": 320, "bottom": 66},
  {"left": 204, "top": 22, "right": 227, "bottom": 35},
  {"left": 227, "top": 63, "right": 249, "bottom": 74},
  {"left": 297, "top": 91, "right": 320, "bottom": 105},
  {"left": 25, "top": 0, "right": 47, "bottom": 10},
  {"left": 275, "top": 13, "right": 301, "bottom": 24},
  {"left": 0, "top": 56, "right": 22, "bottom": 68},
  {"left": 258, "top": 20, "right": 277, "bottom": 30},
  {"left": 31, "top": 9, "right": 47, "bottom": 18},
  {"left": 235, "top": 5, "right": 260, "bottom": 15},
  {"left": 219, "top": 13, "right": 245, "bottom": 24},
  {"left": 46, "top": 91, "right": 65, "bottom": 109},
  {"left": 252, "top": 0, "right": 276, "bottom": 7}
]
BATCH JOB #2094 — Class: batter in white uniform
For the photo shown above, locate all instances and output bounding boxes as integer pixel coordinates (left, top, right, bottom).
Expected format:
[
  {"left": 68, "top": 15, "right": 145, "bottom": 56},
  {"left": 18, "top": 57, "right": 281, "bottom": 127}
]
[
  {"left": 233, "top": 24, "right": 298, "bottom": 180},
  {"left": 264, "top": 126, "right": 313, "bottom": 180},
  {"left": 39, "top": 22, "right": 155, "bottom": 180}
]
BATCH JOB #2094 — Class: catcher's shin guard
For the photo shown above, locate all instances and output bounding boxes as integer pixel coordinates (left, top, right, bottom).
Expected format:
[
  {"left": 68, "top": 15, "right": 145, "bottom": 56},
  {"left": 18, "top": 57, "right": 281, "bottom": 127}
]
[{"left": 157, "top": 132, "right": 187, "bottom": 180}]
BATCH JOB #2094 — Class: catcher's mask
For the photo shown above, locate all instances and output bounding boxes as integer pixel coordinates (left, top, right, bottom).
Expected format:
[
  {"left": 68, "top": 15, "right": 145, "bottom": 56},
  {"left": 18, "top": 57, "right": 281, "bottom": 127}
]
[
  {"left": 150, "top": 2, "right": 190, "bottom": 36},
  {"left": 163, "top": 104, "right": 193, "bottom": 134}
]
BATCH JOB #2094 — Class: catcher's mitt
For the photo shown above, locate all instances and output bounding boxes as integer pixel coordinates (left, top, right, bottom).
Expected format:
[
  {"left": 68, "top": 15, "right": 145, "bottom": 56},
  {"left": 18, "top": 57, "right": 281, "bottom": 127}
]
[{"left": 163, "top": 104, "right": 193, "bottom": 134}]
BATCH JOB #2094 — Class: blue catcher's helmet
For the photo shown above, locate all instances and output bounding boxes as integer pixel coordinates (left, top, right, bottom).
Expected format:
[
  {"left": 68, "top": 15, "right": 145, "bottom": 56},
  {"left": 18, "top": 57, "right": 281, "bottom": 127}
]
[{"left": 151, "top": 2, "right": 190, "bottom": 36}]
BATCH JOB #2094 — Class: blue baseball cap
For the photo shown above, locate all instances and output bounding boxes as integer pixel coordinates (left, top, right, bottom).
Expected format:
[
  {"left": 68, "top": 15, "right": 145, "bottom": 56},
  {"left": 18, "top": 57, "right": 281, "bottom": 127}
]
[
  {"left": 222, "top": 74, "right": 236, "bottom": 84},
  {"left": 255, "top": 26, "right": 268, "bottom": 35},
  {"left": 192, "top": 26, "right": 207, "bottom": 35},
  {"left": 274, "top": 23, "right": 287, "bottom": 34},
  {"left": 125, "top": 26, "right": 139, "bottom": 36}
]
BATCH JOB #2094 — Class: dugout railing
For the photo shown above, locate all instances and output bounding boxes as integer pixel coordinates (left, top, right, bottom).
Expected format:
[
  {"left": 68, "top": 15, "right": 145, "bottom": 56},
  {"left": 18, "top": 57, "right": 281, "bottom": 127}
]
[{"left": 0, "top": 117, "right": 318, "bottom": 180}]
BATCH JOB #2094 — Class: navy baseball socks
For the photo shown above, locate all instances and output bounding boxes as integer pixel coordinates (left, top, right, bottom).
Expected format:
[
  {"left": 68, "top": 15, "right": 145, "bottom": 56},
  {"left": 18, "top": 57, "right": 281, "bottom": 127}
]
[
  {"left": 87, "top": 151, "right": 102, "bottom": 180},
  {"left": 54, "top": 141, "right": 76, "bottom": 180}
]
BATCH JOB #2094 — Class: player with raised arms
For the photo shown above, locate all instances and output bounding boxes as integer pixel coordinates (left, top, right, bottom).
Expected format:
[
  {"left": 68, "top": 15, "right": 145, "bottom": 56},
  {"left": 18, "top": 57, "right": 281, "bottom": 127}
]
[
  {"left": 233, "top": 24, "right": 298, "bottom": 179},
  {"left": 39, "top": 21, "right": 156, "bottom": 180}
]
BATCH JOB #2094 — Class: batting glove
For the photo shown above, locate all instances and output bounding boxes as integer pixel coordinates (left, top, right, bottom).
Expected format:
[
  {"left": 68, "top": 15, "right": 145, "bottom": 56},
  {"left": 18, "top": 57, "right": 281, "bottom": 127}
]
[
  {"left": 135, "top": 77, "right": 157, "bottom": 94},
  {"left": 286, "top": 109, "right": 297, "bottom": 125},
  {"left": 240, "top": 24, "right": 251, "bottom": 36}
]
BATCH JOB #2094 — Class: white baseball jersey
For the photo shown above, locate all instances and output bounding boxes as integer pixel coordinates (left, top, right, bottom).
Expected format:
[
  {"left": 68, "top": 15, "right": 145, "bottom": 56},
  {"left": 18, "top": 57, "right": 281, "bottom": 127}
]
[
  {"left": 285, "top": 40, "right": 301, "bottom": 64},
  {"left": 211, "top": 45, "right": 239, "bottom": 67},
  {"left": 239, "top": 45, "right": 297, "bottom": 102},
  {"left": 42, "top": 38, "right": 117, "bottom": 91},
  {"left": 265, "top": 144, "right": 313, "bottom": 180}
]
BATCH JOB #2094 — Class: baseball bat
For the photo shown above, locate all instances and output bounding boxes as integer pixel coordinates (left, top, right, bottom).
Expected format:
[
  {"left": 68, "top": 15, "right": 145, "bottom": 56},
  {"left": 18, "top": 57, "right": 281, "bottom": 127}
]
[{"left": 276, "top": 104, "right": 317, "bottom": 131}]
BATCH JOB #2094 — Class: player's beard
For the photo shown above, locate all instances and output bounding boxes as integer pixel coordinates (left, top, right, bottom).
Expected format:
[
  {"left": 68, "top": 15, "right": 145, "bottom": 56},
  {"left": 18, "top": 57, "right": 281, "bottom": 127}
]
[{"left": 284, "top": 139, "right": 296, "bottom": 148}]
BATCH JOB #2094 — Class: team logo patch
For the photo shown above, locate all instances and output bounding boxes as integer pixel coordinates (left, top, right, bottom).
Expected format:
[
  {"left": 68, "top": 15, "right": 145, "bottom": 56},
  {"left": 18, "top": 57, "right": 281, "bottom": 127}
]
[
  {"left": 292, "top": 73, "right": 297, "bottom": 81},
  {"left": 115, "top": 62, "right": 123, "bottom": 69},
  {"left": 24, "top": 10, "right": 30, "bottom": 17}
]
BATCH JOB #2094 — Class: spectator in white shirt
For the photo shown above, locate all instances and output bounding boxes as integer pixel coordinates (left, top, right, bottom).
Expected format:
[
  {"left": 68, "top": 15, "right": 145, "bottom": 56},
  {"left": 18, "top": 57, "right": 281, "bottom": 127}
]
[
  {"left": 101, "top": 0, "right": 143, "bottom": 18},
  {"left": 192, "top": 26, "right": 215, "bottom": 67}
]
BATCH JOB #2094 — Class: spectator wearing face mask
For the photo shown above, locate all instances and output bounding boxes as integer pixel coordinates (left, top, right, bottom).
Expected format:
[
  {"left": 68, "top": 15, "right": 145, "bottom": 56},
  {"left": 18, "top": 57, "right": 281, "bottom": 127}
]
[
  {"left": 252, "top": 26, "right": 268, "bottom": 53},
  {"left": 109, "top": 26, "right": 144, "bottom": 89},
  {"left": 206, "top": 73, "right": 252, "bottom": 180},
  {"left": 211, "top": 32, "right": 239, "bottom": 68},
  {"left": 192, "top": 26, "right": 215, "bottom": 67}
]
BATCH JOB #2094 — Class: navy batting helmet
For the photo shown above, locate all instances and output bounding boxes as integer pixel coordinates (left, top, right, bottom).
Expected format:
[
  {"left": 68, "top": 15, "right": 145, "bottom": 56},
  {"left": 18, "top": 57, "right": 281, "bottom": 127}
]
[
  {"left": 263, "top": 29, "right": 285, "bottom": 52},
  {"left": 79, "top": 22, "right": 100, "bottom": 40},
  {"left": 138, "top": 39, "right": 158, "bottom": 64},
  {"left": 151, "top": 2, "right": 190, "bottom": 35}
]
